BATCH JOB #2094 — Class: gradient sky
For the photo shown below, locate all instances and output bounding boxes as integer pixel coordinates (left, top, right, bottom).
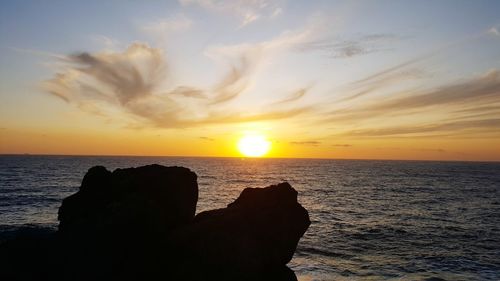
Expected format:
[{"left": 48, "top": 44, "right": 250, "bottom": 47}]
[{"left": 1, "top": 0, "right": 499, "bottom": 160}]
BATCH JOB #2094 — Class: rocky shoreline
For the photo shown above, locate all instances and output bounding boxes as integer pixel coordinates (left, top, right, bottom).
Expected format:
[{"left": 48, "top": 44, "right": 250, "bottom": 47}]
[{"left": 0, "top": 164, "right": 310, "bottom": 281}]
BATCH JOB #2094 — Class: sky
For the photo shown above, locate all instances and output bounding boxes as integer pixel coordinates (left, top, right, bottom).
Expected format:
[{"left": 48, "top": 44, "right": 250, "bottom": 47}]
[{"left": 1, "top": 0, "right": 499, "bottom": 161}]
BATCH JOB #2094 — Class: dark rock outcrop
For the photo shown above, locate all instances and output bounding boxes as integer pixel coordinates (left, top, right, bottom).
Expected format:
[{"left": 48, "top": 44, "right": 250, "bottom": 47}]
[
  {"left": 58, "top": 164, "right": 198, "bottom": 237},
  {"left": 168, "top": 182, "right": 310, "bottom": 279},
  {"left": 0, "top": 165, "right": 310, "bottom": 281},
  {"left": 56, "top": 164, "right": 199, "bottom": 280}
]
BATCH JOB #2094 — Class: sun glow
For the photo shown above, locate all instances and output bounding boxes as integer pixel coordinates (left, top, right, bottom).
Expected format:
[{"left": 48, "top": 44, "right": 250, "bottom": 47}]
[{"left": 237, "top": 135, "right": 271, "bottom": 157}]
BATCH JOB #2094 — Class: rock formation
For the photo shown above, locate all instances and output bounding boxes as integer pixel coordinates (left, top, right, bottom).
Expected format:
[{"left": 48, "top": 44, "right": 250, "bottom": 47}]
[
  {"left": 59, "top": 165, "right": 198, "bottom": 236},
  {"left": 0, "top": 164, "right": 310, "bottom": 281},
  {"left": 168, "top": 182, "right": 310, "bottom": 280}
]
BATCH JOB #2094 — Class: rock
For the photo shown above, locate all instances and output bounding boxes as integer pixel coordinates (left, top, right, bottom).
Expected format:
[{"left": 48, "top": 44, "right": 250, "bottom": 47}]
[
  {"left": 58, "top": 164, "right": 198, "bottom": 237},
  {"left": 1, "top": 165, "right": 309, "bottom": 281},
  {"left": 57, "top": 166, "right": 112, "bottom": 233},
  {"left": 0, "top": 226, "right": 59, "bottom": 281},
  {"left": 56, "top": 164, "right": 199, "bottom": 280},
  {"left": 167, "top": 182, "right": 310, "bottom": 279}
]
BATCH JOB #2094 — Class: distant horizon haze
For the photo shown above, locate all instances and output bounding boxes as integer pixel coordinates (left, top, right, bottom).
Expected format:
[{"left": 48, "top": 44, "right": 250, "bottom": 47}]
[{"left": 1, "top": 153, "right": 499, "bottom": 163}]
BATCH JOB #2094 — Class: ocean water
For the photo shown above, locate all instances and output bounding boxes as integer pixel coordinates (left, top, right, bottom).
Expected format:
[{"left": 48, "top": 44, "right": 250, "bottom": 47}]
[{"left": 1, "top": 155, "right": 499, "bottom": 280}]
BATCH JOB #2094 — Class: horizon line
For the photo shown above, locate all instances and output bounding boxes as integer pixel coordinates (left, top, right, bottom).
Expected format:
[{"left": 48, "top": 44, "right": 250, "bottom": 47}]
[{"left": 1, "top": 153, "right": 499, "bottom": 163}]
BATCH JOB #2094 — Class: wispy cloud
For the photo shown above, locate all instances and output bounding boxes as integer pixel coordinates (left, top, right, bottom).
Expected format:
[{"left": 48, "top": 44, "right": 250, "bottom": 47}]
[
  {"left": 10, "top": 47, "right": 66, "bottom": 60},
  {"left": 327, "top": 69, "right": 500, "bottom": 123},
  {"left": 203, "top": 24, "right": 316, "bottom": 104},
  {"left": 488, "top": 26, "right": 500, "bottom": 37},
  {"left": 297, "top": 33, "right": 400, "bottom": 58},
  {"left": 343, "top": 118, "right": 500, "bottom": 137},
  {"left": 271, "top": 87, "right": 308, "bottom": 105},
  {"left": 332, "top": 144, "right": 352, "bottom": 147},
  {"left": 208, "top": 56, "right": 252, "bottom": 104},
  {"left": 170, "top": 86, "right": 206, "bottom": 99},
  {"left": 331, "top": 30, "right": 492, "bottom": 103},
  {"left": 315, "top": 67, "right": 500, "bottom": 141},
  {"left": 370, "top": 69, "right": 500, "bottom": 111},
  {"left": 90, "top": 35, "right": 121, "bottom": 50},
  {"left": 271, "top": 7, "right": 283, "bottom": 18},
  {"left": 415, "top": 148, "right": 446, "bottom": 153},
  {"left": 142, "top": 13, "right": 193, "bottom": 34},
  {"left": 41, "top": 42, "right": 310, "bottom": 128},
  {"left": 290, "top": 140, "right": 321, "bottom": 146},
  {"left": 179, "top": 0, "right": 284, "bottom": 27},
  {"left": 337, "top": 67, "right": 425, "bottom": 102}
]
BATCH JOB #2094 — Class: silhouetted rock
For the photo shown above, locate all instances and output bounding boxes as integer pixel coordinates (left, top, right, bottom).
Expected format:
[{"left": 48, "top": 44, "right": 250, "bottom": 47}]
[
  {"left": 56, "top": 164, "right": 198, "bottom": 280},
  {"left": 58, "top": 164, "right": 198, "bottom": 237},
  {"left": 167, "top": 182, "right": 310, "bottom": 280},
  {"left": 0, "top": 226, "right": 59, "bottom": 281},
  {"left": 0, "top": 165, "right": 310, "bottom": 281}
]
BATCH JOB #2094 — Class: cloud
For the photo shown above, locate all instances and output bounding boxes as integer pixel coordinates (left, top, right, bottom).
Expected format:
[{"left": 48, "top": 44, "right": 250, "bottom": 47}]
[
  {"left": 42, "top": 72, "right": 76, "bottom": 102},
  {"left": 488, "top": 26, "right": 500, "bottom": 37},
  {"left": 203, "top": 25, "right": 315, "bottom": 104},
  {"left": 415, "top": 148, "right": 446, "bottom": 153},
  {"left": 73, "top": 45, "right": 164, "bottom": 105},
  {"left": 271, "top": 87, "right": 308, "bottom": 105},
  {"left": 209, "top": 56, "right": 252, "bottom": 104},
  {"left": 91, "top": 35, "right": 121, "bottom": 50},
  {"left": 180, "top": 0, "right": 284, "bottom": 27},
  {"left": 337, "top": 67, "right": 425, "bottom": 102},
  {"left": 290, "top": 141, "right": 321, "bottom": 146},
  {"left": 206, "top": 24, "right": 314, "bottom": 58},
  {"left": 241, "top": 12, "right": 259, "bottom": 26},
  {"left": 297, "top": 33, "right": 399, "bottom": 58},
  {"left": 170, "top": 86, "right": 206, "bottom": 99},
  {"left": 199, "top": 136, "right": 215, "bottom": 141},
  {"left": 343, "top": 118, "right": 500, "bottom": 137},
  {"left": 271, "top": 7, "right": 283, "bottom": 18},
  {"left": 42, "top": 42, "right": 310, "bottom": 128},
  {"left": 326, "top": 69, "right": 500, "bottom": 124},
  {"left": 10, "top": 47, "right": 66, "bottom": 60},
  {"left": 337, "top": 29, "right": 496, "bottom": 103},
  {"left": 370, "top": 69, "right": 500, "bottom": 111},
  {"left": 332, "top": 144, "right": 352, "bottom": 147},
  {"left": 353, "top": 56, "right": 426, "bottom": 85},
  {"left": 453, "top": 105, "right": 500, "bottom": 114},
  {"left": 317, "top": 68, "right": 500, "bottom": 141},
  {"left": 142, "top": 13, "right": 193, "bottom": 34},
  {"left": 193, "top": 106, "right": 312, "bottom": 125}
]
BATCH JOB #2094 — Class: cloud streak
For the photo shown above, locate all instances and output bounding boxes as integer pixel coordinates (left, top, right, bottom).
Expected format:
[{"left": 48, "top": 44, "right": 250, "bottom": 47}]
[
  {"left": 170, "top": 86, "right": 206, "bottom": 99},
  {"left": 297, "top": 33, "right": 400, "bottom": 58},
  {"left": 370, "top": 70, "right": 500, "bottom": 112},
  {"left": 318, "top": 68, "right": 500, "bottom": 140},
  {"left": 488, "top": 26, "right": 500, "bottom": 37},
  {"left": 332, "top": 144, "right": 352, "bottom": 147},
  {"left": 142, "top": 13, "right": 193, "bottom": 35},
  {"left": 327, "top": 69, "right": 500, "bottom": 123},
  {"left": 290, "top": 141, "right": 321, "bottom": 146},
  {"left": 209, "top": 56, "right": 251, "bottom": 104},
  {"left": 271, "top": 87, "right": 308, "bottom": 105},
  {"left": 343, "top": 118, "right": 500, "bottom": 137},
  {"left": 179, "top": 0, "right": 284, "bottom": 27},
  {"left": 202, "top": 24, "right": 316, "bottom": 104}
]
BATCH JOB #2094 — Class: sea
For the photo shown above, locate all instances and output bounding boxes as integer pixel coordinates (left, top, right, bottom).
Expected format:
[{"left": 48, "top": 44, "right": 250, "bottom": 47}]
[{"left": 1, "top": 155, "right": 499, "bottom": 280}]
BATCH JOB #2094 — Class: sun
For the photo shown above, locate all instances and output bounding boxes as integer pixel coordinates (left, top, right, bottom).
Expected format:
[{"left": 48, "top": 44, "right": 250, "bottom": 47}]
[{"left": 237, "top": 135, "right": 271, "bottom": 157}]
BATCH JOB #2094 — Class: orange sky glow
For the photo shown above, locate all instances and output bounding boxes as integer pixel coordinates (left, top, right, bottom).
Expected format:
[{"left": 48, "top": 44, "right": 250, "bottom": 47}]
[{"left": 1, "top": 1, "right": 499, "bottom": 161}]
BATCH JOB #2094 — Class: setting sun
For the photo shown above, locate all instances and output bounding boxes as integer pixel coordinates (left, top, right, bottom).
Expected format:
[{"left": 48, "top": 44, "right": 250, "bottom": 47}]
[{"left": 237, "top": 135, "right": 271, "bottom": 157}]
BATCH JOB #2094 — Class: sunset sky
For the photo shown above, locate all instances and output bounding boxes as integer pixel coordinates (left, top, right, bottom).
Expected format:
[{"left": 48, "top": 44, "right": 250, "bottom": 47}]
[{"left": 1, "top": 0, "right": 499, "bottom": 161}]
